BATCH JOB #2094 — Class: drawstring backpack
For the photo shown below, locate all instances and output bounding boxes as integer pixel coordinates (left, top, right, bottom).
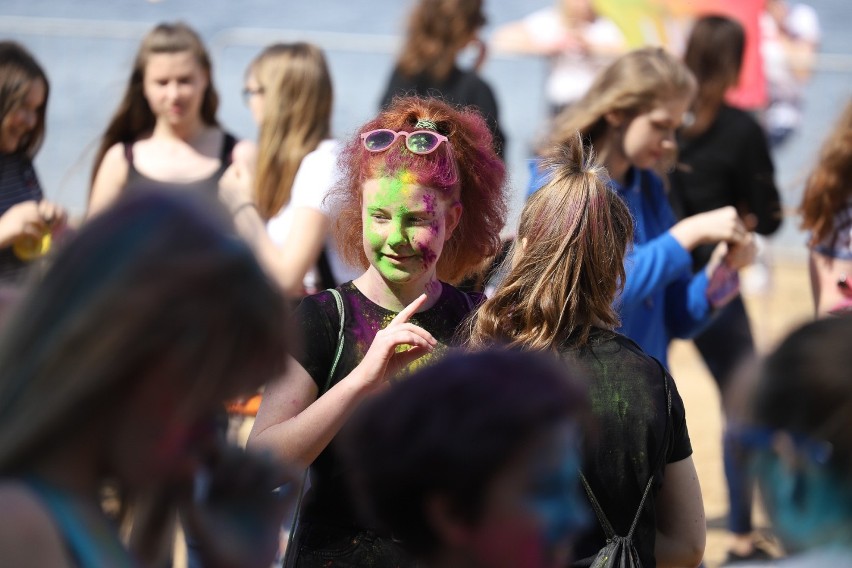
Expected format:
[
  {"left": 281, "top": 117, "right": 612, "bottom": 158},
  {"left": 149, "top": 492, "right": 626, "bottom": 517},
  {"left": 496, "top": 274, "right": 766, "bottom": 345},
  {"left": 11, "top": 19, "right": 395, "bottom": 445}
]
[{"left": 580, "top": 371, "right": 672, "bottom": 568}]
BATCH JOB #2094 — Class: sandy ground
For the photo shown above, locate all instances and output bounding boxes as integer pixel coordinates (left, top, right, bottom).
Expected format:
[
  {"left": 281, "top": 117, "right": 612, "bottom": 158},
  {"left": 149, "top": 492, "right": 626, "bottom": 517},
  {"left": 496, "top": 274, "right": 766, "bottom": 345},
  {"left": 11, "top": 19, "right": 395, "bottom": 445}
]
[{"left": 669, "top": 248, "right": 814, "bottom": 567}]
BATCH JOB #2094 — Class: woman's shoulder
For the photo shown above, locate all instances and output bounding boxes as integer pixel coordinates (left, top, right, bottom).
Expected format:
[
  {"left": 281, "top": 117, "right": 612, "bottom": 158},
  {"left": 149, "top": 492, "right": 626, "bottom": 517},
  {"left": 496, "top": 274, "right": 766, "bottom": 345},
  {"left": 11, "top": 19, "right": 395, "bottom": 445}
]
[{"left": 301, "top": 139, "right": 340, "bottom": 169}]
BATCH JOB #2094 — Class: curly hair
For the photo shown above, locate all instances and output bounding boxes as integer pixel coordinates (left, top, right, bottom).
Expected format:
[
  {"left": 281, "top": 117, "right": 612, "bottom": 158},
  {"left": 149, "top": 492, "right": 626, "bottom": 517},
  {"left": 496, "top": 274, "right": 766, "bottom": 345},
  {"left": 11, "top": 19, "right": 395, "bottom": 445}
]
[
  {"left": 468, "top": 133, "right": 633, "bottom": 351},
  {"left": 800, "top": 99, "right": 852, "bottom": 247},
  {"left": 329, "top": 95, "right": 507, "bottom": 283},
  {"left": 396, "top": 0, "right": 485, "bottom": 82}
]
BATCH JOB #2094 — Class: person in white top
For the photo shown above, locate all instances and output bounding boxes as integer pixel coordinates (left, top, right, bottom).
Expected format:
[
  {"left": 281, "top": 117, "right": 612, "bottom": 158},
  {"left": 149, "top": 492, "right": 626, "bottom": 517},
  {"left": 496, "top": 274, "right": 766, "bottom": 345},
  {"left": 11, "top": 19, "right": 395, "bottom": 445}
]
[
  {"left": 492, "top": 0, "right": 626, "bottom": 116},
  {"left": 761, "top": 0, "right": 821, "bottom": 146},
  {"left": 224, "top": 42, "right": 358, "bottom": 298}
]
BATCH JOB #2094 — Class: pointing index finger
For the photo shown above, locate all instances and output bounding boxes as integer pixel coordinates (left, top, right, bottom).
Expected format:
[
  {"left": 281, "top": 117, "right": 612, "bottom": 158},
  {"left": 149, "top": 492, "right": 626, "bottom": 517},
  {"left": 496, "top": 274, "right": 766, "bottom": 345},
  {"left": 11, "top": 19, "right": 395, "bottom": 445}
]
[{"left": 391, "top": 293, "right": 428, "bottom": 325}]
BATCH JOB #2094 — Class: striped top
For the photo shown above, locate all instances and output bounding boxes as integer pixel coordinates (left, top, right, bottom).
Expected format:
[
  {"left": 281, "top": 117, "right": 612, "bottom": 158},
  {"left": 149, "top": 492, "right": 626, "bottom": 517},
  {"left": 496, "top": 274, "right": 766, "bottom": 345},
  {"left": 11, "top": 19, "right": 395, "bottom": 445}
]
[{"left": 0, "top": 152, "right": 43, "bottom": 283}]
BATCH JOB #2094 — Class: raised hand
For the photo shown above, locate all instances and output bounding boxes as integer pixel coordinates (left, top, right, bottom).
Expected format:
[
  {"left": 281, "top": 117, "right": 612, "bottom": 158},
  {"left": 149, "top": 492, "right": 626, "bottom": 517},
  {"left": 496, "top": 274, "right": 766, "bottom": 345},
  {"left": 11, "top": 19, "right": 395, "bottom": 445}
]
[{"left": 356, "top": 293, "right": 438, "bottom": 388}]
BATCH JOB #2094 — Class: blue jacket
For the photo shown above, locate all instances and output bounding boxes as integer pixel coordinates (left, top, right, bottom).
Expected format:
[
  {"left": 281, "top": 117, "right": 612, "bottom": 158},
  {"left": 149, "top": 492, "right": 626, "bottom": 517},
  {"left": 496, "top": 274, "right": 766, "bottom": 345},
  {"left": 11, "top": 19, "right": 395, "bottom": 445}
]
[{"left": 527, "top": 160, "right": 712, "bottom": 368}]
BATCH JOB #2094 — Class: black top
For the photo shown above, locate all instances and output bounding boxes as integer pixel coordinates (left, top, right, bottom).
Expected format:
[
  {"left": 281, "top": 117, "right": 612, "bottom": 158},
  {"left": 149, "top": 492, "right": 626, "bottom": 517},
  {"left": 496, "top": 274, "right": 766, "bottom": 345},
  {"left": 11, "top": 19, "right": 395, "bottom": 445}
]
[
  {"left": 294, "top": 281, "right": 484, "bottom": 527},
  {"left": 560, "top": 329, "right": 692, "bottom": 568},
  {"left": 124, "top": 132, "right": 237, "bottom": 193},
  {"left": 668, "top": 104, "right": 782, "bottom": 269},
  {"left": 380, "top": 66, "right": 506, "bottom": 161},
  {"left": 0, "top": 152, "right": 44, "bottom": 283}
]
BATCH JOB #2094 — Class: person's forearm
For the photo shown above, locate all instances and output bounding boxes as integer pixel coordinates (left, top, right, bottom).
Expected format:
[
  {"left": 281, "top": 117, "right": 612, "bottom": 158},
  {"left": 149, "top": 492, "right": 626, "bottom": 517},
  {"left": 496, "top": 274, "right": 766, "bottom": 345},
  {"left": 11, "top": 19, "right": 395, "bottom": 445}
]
[
  {"left": 248, "top": 370, "right": 377, "bottom": 477},
  {"left": 655, "top": 531, "right": 704, "bottom": 568}
]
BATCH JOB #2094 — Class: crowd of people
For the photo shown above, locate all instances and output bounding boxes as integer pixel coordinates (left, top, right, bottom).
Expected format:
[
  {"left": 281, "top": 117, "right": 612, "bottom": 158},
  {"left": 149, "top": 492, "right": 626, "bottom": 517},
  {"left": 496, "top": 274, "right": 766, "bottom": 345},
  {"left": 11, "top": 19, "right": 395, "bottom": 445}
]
[{"left": 0, "top": 2, "right": 848, "bottom": 567}]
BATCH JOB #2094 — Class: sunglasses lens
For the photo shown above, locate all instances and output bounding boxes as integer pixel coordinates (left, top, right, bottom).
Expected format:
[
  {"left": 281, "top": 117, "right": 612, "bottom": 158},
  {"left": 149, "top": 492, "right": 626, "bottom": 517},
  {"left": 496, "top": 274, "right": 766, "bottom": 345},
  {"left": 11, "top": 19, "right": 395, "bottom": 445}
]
[
  {"left": 406, "top": 132, "right": 440, "bottom": 154},
  {"left": 364, "top": 130, "right": 396, "bottom": 151}
]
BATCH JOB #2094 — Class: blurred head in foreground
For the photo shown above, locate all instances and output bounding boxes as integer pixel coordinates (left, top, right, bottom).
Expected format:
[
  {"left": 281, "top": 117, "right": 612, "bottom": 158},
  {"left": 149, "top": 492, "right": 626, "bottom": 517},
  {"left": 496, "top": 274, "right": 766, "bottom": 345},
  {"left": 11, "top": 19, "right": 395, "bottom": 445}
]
[
  {"left": 0, "top": 188, "right": 289, "bottom": 492},
  {"left": 341, "top": 347, "right": 589, "bottom": 568},
  {"left": 731, "top": 316, "right": 852, "bottom": 556}
]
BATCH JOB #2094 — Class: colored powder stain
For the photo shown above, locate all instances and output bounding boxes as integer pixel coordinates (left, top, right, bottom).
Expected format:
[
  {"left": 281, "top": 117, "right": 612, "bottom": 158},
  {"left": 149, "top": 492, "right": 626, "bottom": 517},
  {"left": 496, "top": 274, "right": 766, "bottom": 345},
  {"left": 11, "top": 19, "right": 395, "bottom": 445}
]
[
  {"left": 415, "top": 240, "right": 437, "bottom": 264},
  {"left": 428, "top": 219, "right": 439, "bottom": 235},
  {"left": 422, "top": 192, "right": 437, "bottom": 214}
]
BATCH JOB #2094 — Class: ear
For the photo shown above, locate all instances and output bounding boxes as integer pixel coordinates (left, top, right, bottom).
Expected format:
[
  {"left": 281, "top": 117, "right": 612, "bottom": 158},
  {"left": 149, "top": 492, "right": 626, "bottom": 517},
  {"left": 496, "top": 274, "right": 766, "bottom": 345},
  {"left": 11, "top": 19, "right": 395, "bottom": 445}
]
[
  {"left": 604, "top": 111, "right": 624, "bottom": 128},
  {"left": 444, "top": 201, "right": 464, "bottom": 242},
  {"left": 426, "top": 494, "right": 472, "bottom": 549}
]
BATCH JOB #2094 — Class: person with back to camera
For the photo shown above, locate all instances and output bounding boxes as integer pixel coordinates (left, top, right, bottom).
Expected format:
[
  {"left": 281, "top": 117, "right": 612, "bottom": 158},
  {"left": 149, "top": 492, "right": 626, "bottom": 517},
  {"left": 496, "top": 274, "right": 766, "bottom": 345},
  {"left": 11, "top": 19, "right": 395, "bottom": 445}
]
[
  {"left": 800, "top": 98, "right": 852, "bottom": 317},
  {"left": 242, "top": 95, "right": 507, "bottom": 567},
  {"left": 340, "top": 348, "right": 591, "bottom": 568},
  {"left": 87, "top": 21, "right": 238, "bottom": 217},
  {"left": 380, "top": 0, "right": 505, "bottom": 161},
  {"left": 0, "top": 189, "right": 297, "bottom": 568},
  {"left": 726, "top": 316, "right": 852, "bottom": 567},
  {"left": 470, "top": 135, "right": 705, "bottom": 568},
  {"left": 528, "top": 47, "right": 757, "bottom": 370},
  {"left": 667, "top": 16, "right": 783, "bottom": 564},
  {"left": 0, "top": 41, "right": 67, "bottom": 284},
  {"left": 227, "top": 42, "right": 358, "bottom": 301}
]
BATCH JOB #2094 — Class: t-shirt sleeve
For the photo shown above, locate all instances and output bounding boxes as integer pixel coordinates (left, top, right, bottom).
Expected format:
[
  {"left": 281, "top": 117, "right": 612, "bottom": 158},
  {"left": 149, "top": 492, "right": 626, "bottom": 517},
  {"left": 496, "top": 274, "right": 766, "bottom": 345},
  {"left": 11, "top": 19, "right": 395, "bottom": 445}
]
[
  {"left": 666, "top": 373, "right": 693, "bottom": 463},
  {"left": 292, "top": 293, "right": 337, "bottom": 391}
]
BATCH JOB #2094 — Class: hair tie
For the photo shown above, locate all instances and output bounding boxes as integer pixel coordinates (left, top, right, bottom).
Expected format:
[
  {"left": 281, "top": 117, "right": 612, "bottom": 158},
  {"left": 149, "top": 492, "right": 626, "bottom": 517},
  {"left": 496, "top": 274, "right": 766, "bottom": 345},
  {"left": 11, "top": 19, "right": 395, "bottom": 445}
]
[{"left": 415, "top": 119, "right": 439, "bottom": 131}]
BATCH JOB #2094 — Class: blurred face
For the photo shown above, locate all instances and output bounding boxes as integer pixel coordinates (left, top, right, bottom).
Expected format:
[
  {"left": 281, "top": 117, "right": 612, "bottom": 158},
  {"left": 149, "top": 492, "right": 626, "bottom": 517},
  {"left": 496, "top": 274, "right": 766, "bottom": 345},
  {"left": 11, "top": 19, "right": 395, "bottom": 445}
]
[
  {"left": 462, "top": 423, "right": 587, "bottom": 568},
  {"left": 619, "top": 95, "right": 690, "bottom": 170},
  {"left": 143, "top": 51, "right": 209, "bottom": 127},
  {"left": 362, "top": 175, "right": 462, "bottom": 286},
  {"left": 243, "top": 71, "right": 265, "bottom": 125},
  {"left": 0, "top": 78, "right": 45, "bottom": 153}
]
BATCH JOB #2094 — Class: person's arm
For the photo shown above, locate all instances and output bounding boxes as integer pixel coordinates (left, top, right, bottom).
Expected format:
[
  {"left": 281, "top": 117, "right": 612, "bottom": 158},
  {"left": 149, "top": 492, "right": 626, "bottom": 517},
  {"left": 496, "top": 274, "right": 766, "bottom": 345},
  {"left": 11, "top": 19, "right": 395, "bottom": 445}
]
[
  {"left": 220, "top": 158, "right": 332, "bottom": 297},
  {"left": 736, "top": 119, "right": 783, "bottom": 235},
  {"left": 277, "top": 208, "right": 331, "bottom": 295},
  {"left": 87, "top": 143, "right": 129, "bottom": 219},
  {"left": 248, "top": 295, "right": 436, "bottom": 479},
  {"left": 0, "top": 486, "right": 75, "bottom": 567},
  {"left": 0, "top": 201, "right": 48, "bottom": 249},
  {"left": 654, "top": 456, "right": 706, "bottom": 568}
]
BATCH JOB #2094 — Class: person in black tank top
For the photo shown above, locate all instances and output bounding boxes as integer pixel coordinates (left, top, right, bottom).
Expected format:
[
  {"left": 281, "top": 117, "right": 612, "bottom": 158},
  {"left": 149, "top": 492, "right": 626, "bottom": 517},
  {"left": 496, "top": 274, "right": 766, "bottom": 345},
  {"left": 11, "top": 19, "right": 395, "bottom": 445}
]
[{"left": 87, "top": 22, "right": 238, "bottom": 218}]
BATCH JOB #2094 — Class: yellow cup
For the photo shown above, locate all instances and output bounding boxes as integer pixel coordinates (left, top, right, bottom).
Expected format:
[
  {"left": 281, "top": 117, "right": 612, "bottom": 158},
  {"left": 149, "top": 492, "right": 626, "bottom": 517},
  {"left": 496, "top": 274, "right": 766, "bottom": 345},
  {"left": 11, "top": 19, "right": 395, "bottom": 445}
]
[{"left": 13, "top": 232, "right": 52, "bottom": 261}]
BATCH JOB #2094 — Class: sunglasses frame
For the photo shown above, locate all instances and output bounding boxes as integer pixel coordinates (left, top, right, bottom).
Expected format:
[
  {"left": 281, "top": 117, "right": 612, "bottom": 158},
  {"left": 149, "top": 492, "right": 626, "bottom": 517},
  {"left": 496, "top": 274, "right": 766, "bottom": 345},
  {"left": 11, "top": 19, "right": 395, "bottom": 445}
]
[{"left": 360, "top": 129, "right": 449, "bottom": 155}]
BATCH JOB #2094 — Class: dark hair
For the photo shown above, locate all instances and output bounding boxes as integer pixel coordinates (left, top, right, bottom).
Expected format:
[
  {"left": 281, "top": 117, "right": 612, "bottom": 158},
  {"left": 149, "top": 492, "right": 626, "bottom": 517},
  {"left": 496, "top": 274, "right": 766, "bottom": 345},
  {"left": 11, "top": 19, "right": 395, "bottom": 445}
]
[
  {"left": 90, "top": 21, "right": 220, "bottom": 187},
  {"left": 0, "top": 41, "right": 49, "bottom": 157},
  {"left": 340, "top": 347, "right": 587, "bottom": 558},
  {"left": 0, "top": 188, "right": 289, "bottom": 472},
  {"left": 684, "top": 15, "right": 745, "bottom": 107},
  {"left": 397, "top": 0, "right": 486, "bottom": 82},
  {"left": 755, "top": 316, "right": 852, "bottom": 477}
]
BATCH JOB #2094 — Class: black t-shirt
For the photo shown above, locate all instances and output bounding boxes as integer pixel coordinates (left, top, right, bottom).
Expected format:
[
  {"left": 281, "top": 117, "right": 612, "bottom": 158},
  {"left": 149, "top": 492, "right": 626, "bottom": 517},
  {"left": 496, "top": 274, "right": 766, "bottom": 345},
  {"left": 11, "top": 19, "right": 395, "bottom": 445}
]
[
  {"left": 668, "top": 104, "right": 782, "bottom": 269},
  {"left": 293, "top": 280, "right": 484, "bottom": 527},
  {"left": 380, "top": 66, "right": 506, "bottom": 161},
  {"left": 559, "top": 329, "right": 692, "bottom": 568}
]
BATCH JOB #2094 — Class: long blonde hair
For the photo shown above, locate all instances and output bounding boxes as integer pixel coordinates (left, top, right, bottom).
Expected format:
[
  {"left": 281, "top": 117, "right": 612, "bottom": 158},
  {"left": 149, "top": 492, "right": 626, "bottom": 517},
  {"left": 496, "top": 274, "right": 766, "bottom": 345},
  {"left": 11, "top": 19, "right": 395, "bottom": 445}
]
[
  {"left": 249, "top": 42, "right": 333, "bottom": 221},
  {"left": 468, "top": 134, "right": 633, "bottom": 351},
  {"left": 540, "top": 47, "right": 696, "bottom": 158}
]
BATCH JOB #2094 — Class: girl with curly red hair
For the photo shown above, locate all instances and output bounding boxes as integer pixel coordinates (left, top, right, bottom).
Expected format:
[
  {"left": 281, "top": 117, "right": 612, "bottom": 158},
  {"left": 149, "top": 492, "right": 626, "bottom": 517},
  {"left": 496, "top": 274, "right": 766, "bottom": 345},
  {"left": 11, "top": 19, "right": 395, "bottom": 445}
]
[{"left": 246, "top": 95, "right": 507, "bottom": 566}]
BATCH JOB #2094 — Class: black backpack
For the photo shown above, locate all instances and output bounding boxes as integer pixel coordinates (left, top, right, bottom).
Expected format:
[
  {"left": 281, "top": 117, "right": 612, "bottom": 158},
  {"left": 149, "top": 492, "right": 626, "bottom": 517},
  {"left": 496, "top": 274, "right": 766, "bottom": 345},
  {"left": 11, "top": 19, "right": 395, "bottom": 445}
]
[{"left": 579, "top": 372, "right": 672, "bottom": 568}]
